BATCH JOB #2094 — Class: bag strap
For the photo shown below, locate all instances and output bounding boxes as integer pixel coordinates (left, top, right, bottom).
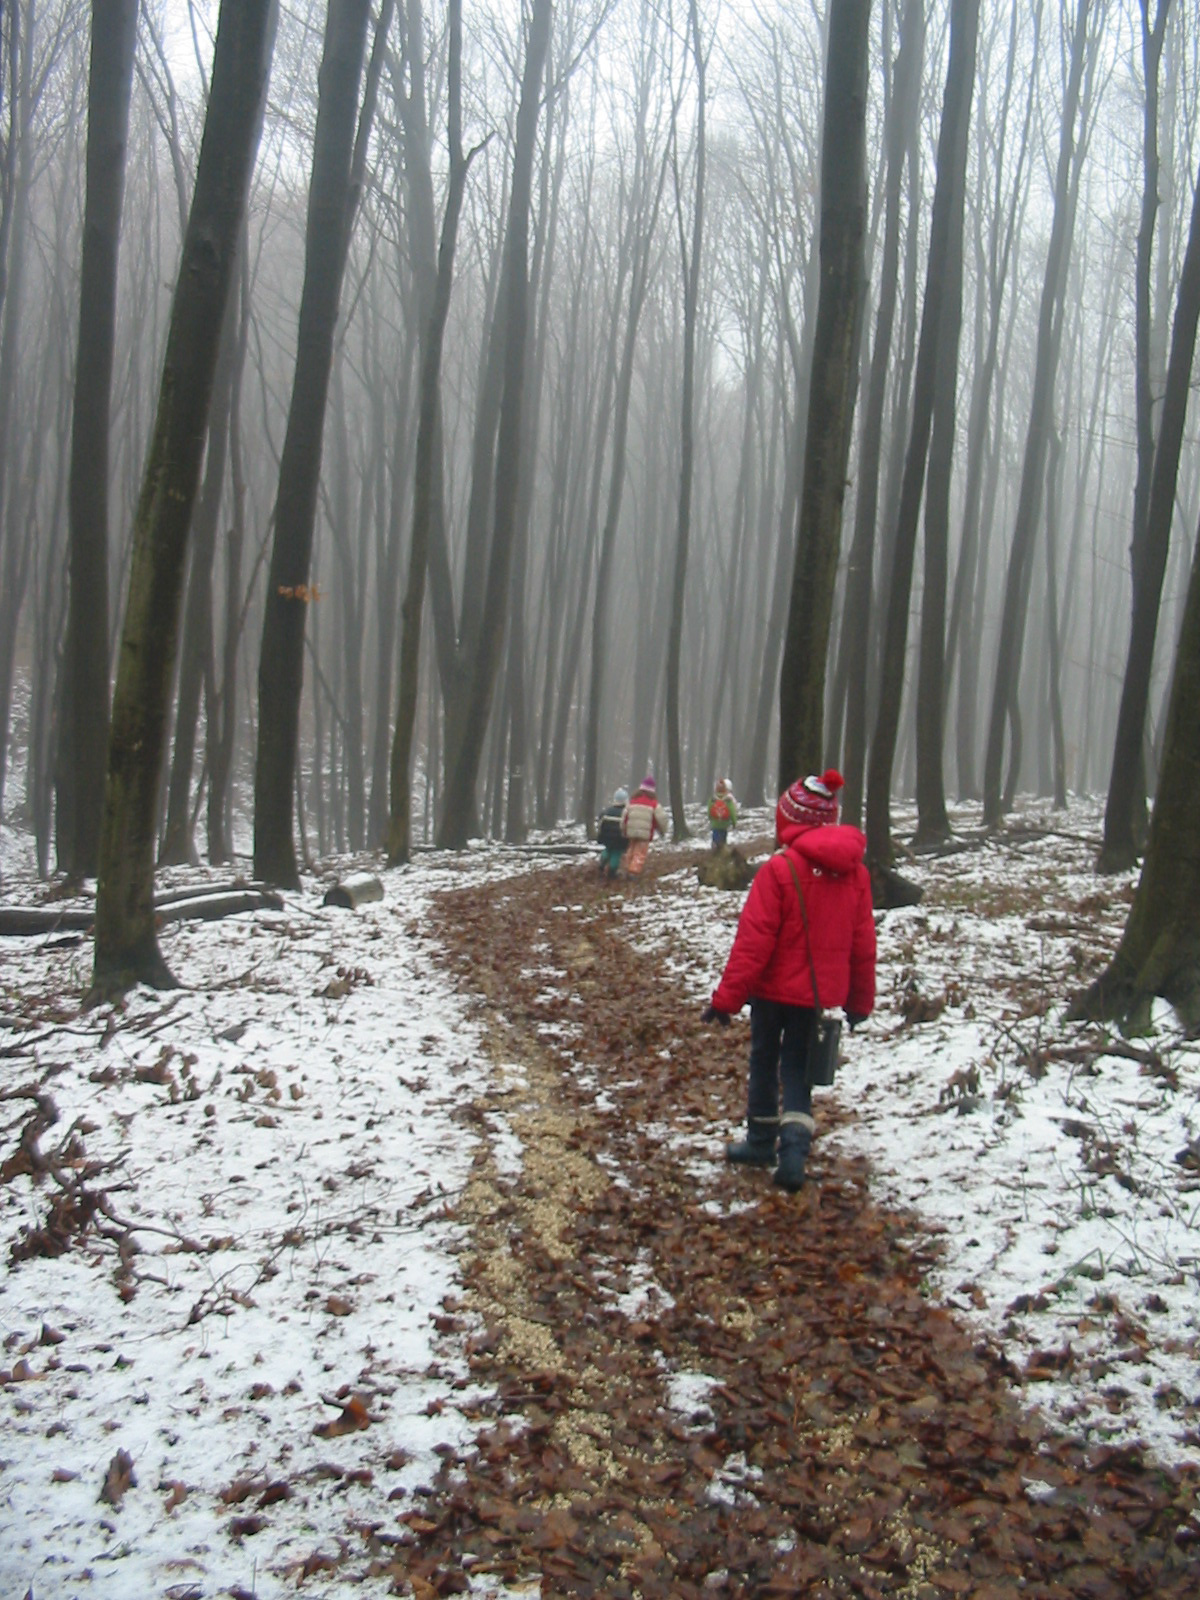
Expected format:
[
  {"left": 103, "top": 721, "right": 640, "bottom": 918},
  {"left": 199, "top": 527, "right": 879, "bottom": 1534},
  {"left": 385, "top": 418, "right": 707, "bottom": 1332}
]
[{"left": 782, "top": 853, "right": 822, "bottom": 1013}]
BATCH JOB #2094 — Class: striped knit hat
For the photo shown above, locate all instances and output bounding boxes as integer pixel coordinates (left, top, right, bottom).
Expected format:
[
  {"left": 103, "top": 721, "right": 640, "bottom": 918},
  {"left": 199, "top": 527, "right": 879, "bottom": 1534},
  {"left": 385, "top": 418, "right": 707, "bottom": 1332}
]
[{"left": 779, "top": 770, "right": 844, "bottom": 828}]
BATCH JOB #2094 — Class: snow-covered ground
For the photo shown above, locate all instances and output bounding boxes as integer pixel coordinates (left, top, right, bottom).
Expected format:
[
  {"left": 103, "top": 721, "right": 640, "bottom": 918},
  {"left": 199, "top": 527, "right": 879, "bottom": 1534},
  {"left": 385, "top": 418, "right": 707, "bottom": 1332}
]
[
  {"left": 629, "top": 797, "right": 1200, "bottom": 1472},
  {"left": 0, "top": 843, "right": 532, "bottom": 1599},
  {"left": 2, "top": 793, "right": 1198, "bottom": 1598}
]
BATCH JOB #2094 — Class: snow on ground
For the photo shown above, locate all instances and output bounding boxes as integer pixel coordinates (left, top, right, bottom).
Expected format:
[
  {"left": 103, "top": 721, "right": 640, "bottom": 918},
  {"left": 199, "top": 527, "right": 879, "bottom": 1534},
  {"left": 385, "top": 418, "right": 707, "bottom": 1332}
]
[
  {"left": 627, "top": 796, "right": 1200, "bottom": 1472},
  {"left": 0, "top": 845, "right": 535, "bottom": 1600},
  {"left": 3, "top": 792, "right": 1199, "bottom": 1598}
]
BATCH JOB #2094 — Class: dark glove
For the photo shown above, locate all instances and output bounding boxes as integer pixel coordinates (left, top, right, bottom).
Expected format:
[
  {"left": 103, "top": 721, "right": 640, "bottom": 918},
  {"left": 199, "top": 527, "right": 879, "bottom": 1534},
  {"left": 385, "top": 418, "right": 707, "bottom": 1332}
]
[
  {"left": 846, "top": 1011, "right": 869, "bottom": 1031},
  {"left": 701, "top": 1004, "right": 731, "bottom": 1026}
]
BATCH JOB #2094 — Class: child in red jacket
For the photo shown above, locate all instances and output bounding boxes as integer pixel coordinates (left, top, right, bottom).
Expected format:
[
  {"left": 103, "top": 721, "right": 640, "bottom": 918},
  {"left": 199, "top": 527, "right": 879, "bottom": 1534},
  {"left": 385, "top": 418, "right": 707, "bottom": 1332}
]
[{"left": 702, "top": 770, "right": 876, "bottom": 1190}]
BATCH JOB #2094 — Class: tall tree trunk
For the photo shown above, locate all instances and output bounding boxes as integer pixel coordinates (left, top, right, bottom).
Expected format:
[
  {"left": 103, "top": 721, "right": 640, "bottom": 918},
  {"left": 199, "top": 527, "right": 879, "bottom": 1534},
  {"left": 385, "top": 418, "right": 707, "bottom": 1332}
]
[
  {"left": 437, "top": 0, "right": 551, "bottom": 849},
  {"left": 93, "top": 0, "right": 276, "bottom": 992},
  {"left": 207, "top": 248, "right": 250, "bottom": 865},
  {"left": 913, "top": 1, "right": 975, "bottom": 847},
  {"left": 1099, "top": 145, "right": 1200, "bottom": 870},
  {"left": 982, "top": 0, "right": 1094, "bottom": 825},
  {"left": 1098, "top": 0, "right": 1172, "bottom": 862},
  {"left": 1043, "top": 420, "right": 1067, "bottom": 808},
  {"left": 253, "top": 0, "right": 376, "bottom": 887},
  {"left": 1071, "top": 502, "right": 1200, "bottom": 1029},
  {"left": 777, "top": 0, "right": 871, "bottom": 790},
  {"left": 0, "top": 0, "right": 32, "bottom": 824},
  {"left": 865, "top": 0, "right": 978, "bottom": 886},
  {"left": 59, "top": 0, "right": 138, "bottom": 877},
  {"left": 838, "top": 0, "right": 924, "bottom": 827},
  {"left": 387, "top": 0, "right": 471, "bottom": 866},
  {"left": 665, "top": 0, "right": 705, "bottom": 838},
  {"left": 159, "top": 270, "right": 240, "bottom": 866}
]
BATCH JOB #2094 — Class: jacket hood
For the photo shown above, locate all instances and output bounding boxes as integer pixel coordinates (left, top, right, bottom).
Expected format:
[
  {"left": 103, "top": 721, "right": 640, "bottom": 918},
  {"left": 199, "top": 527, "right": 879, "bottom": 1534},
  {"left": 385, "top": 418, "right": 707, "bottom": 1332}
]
[{"left": 784, "top": 822, "right": 867, "bottom": 875}]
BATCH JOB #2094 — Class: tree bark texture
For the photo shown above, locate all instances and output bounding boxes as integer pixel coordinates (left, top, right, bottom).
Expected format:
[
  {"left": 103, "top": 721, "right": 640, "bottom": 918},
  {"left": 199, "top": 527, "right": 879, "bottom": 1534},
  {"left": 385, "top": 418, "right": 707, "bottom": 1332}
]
[
  {"left": 1100, "top": 143, "right": 1200, "bottom": 871},
  {"left": 913, "top": 0, "right": 976, "bottom": 846},
  {"left": 838, "top": 0, "right": 924, "bottom": 828},
  {"left": 1074, "top": 504, "right": 1200, "bottom": 1029},
  {"left": 253, "top": 0, "right": 371, "bottom": 888},
  {"left": 388, "top": 0, "right": 470, "bottom": 867},
  {"left": 865, "top": 0, "right": 978, "bottom": 877},
  {"left": 159, "top": 270, "right": 240, "bottom": 866},
  {"left": 93, "top": 0, "right": 276, "bottom": 991},
  {"left": 60, "top": 0, "right": 138, "bottom": 878},
  {"left": 437, "top": 0, "right": 551, "bottom": 849},
  {"left": 982, "top": 0, "right": 1092, "bottom": 825},
  {"left": 1099, "top": 0, "right": 1171, "bottom": 862},
  {"left": 777, "top": 0, "right": 871, "bottom": 792}
]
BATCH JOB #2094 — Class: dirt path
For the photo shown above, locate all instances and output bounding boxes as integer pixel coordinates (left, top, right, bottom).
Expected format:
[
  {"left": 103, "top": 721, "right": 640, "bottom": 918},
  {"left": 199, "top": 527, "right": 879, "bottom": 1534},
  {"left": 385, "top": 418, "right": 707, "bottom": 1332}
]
[{"left": 390, "top": 855, "right": 1200, "bottom": 1599}]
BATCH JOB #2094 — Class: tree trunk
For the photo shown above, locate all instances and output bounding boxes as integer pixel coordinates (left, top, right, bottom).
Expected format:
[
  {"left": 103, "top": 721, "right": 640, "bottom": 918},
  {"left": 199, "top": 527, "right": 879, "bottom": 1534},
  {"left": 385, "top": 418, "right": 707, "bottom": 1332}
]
[
  {"left": 207, "top": 248, "right": 251, "bottom": 866},
  {"left": 60, "top": 0, "right": 138, "bottom": 878},
  {"left": 1099, "top": 142, "right": 1200, "bottom": 870},
  {"left": 1098, "top": 0, "right": 1172, "bottom": 861},
  {"left": 92, "top": 0, "right": 276, "bottom": 992},
  {"left": 437, "top": 0, "right": 551, "bottom": 849},
  {"left": 777, "top": 0, "right": 871, "bottom": 791},
  {"left": 865, "top": 0, "right": 978, "bottom": 883},
  {"left": 253, "top": 0, "right": 374, "bottom": 887},
  {"left": 387, "top": 0, "right": 471, "bottom": 866},
  {"left": 838, "top": 0, "right": 924, "bottom": 827},
  {"left": 982, "top": 0, "right": 1094, "bottom": 825},
  {"left": 1072, "top": 505, "right": 1200, "bottom": 1029},
  {"left": 159, "top": 270, "right": 240, "bottom": 866},
  {"left": 913, "top": 1, "right": 974, "bottom": 847}
]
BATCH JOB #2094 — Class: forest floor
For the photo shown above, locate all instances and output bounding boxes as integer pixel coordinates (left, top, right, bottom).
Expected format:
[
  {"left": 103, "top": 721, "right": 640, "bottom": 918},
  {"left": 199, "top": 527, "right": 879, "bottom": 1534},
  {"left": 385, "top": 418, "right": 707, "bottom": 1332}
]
[{"left": 1, "top": 799, "right": 1199, "bottom": 1598}]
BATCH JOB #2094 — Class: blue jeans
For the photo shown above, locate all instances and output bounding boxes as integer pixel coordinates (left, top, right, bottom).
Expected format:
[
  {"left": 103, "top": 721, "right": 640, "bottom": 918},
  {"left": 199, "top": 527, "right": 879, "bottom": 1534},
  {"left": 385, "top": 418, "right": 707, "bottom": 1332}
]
[{"left": 746, "top": 998, "right": 814, "bottom": 1126}]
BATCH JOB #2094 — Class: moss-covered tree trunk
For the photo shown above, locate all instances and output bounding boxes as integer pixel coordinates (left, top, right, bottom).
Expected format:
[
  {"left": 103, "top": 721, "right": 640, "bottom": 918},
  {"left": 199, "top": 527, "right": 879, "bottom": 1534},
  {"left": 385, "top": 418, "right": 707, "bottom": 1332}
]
[{"left": 92, "top": 0, "right": 276, "bottom": 993}]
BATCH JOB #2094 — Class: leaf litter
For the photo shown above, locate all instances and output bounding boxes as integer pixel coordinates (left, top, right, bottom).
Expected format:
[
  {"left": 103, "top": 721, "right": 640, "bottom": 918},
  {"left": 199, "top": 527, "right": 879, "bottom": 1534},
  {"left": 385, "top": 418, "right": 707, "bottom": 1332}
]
[{"left": 0, "top": 797, "right": 1197, "bottom": 1596}]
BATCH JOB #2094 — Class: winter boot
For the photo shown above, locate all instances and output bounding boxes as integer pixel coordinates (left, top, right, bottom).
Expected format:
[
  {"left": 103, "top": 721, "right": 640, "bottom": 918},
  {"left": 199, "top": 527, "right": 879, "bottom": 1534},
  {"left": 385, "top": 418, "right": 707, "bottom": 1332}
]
[
  {"left": 725, "top": 1117, "right": 777, "bottom": 1167},
  {"left": 773, "top": 1112, "right": 814, "bottom": 1191}
]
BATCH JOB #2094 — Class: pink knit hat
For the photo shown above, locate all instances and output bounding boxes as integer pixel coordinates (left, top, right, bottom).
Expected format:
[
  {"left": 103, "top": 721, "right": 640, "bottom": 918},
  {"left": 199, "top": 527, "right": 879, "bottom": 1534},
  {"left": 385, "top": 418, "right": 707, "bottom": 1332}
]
[
  {"left": 640, "top": 773, "right": 656, "bottom": 793},
  {"left": 778, "top": 769, "right": 844, "bottom": 828}
]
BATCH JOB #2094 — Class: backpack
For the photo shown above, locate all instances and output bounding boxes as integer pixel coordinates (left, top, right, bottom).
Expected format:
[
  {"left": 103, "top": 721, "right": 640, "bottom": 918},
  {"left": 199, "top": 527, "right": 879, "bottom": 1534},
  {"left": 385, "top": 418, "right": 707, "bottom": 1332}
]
[
  {"left": 710, "top": 797, "right": 731, "bottom": 825},
  {"left": 598, "top": 810, "right": 625, "bottom": 849}
]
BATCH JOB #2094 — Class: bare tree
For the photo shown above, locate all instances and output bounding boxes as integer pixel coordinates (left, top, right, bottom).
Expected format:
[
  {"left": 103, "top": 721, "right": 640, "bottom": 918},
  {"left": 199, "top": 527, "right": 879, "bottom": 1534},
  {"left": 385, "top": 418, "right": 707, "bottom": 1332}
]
[
  {"left": 253, "top": 0, "right": 383, "bottom": 887},
  {"left": 58, "top": 0, "right": 138, "bottom": 879},
  {"left": 776, "top": 0, "right": 872, "bottom": 789},
  {"left": 664, "top": 0, "right": 705, "bottom": 838},
  {"left": 388, "top": 0, "right": 476, "bottom": 866},
  {"left": 864, "top": 0, "right": 978, "bottom": 889},
  {"left": 981, "top": 0, "right": 1102, "bottom": 826},
  {"left": 437, "top": 0, "right": 552, "bottom": 848},
  {"left": 93, "top": 0, "right": 277, "bottom": 991}
]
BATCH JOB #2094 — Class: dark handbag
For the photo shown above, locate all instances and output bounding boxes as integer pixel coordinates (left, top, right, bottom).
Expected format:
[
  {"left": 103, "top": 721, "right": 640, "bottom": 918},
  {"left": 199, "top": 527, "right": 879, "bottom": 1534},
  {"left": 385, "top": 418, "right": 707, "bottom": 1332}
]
[{"left": 783, "top": 855, "right": 843, "bottom": 1087}]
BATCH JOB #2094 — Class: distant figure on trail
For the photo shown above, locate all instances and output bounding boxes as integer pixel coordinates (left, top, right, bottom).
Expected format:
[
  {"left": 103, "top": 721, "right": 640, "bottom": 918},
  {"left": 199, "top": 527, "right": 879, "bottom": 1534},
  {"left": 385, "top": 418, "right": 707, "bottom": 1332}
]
[
  {"left": 707, "top": 777, "right": 738, "bottom": 851},
  {"left": 597, "top": 787, "right": 629, "bottom": 880},
  {"left": 702, "top": 770, "right": 875, "bottom": 1191},
  {"left": 621, "top": 774, "right": 669, "bottom": 877}
]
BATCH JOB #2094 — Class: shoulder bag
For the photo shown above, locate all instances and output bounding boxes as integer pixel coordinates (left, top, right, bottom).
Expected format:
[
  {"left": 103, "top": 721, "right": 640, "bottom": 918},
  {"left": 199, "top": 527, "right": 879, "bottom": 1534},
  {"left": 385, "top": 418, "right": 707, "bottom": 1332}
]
[{"left": 782, "top": 855, "right": 842, "bottom": 1087}]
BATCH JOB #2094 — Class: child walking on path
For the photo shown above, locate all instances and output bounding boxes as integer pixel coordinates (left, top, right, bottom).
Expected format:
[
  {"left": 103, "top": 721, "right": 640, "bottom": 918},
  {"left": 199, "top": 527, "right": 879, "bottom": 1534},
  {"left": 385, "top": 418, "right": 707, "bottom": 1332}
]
[
  {"left": 702, "top": 770, "right": 875, "bottom": 1190},
  {"left": 621, "top": 775, "right": 670, "bottom": 876},
  {"left": 597, "top": 788, "right": 629, "bottom": 879},
  {"left": 707, "top": 778, "right": 738, "bottom": 850}
]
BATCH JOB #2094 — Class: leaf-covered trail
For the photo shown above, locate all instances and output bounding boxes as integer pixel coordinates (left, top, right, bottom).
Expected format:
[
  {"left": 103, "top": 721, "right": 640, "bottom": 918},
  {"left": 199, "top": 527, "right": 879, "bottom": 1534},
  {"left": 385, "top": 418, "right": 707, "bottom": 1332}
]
[{"left": 403, "top": 853, "right": 1200, "bottom": 1599}]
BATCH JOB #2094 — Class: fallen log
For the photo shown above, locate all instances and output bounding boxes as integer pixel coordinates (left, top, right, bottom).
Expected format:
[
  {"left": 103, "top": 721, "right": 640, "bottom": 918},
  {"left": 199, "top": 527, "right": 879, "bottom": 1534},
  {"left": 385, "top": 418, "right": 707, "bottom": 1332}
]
[{"left": 0, "top": 889, "right": 284, "bottom": 938}]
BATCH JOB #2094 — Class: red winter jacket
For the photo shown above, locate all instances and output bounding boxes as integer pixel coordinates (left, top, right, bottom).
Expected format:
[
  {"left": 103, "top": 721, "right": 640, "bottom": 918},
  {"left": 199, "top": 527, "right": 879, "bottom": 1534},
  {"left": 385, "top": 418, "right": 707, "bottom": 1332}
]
[{"left": 710, "top": 820, "right": 875, "bottom": 1017}]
